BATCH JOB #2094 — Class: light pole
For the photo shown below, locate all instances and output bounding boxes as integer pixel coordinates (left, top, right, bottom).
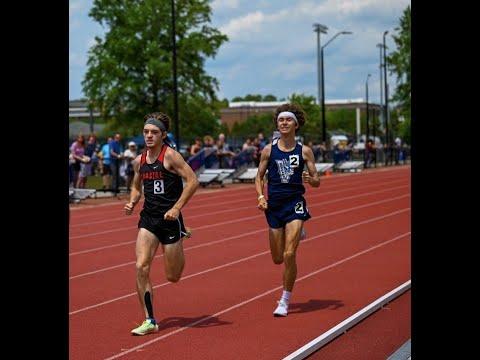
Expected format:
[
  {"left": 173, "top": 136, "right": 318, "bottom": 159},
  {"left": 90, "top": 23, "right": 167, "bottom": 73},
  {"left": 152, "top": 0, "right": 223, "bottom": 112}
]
[
  {"left": 364, "top": 74, "right": 371, "bottom": 167},
  {"left": 171, "top": 0, "right": 179, "bottom": 148},
  {"left": 313, "top": 23, "right": 328, "bottom": 121},
  {"left": 373, "top": 107, "right": 377, "bottom": 167},
  {"left": 376, "top": 43, "right": 384, "bottom": 132},
  {"left": 320, "top": 30, "right": 353, "bottom": 143},
  {"left": 383, "top": 30, "right": 389, "bottom": 164},
  {"left": 88, "top": 101, "right": 94, "bottom": 134}
]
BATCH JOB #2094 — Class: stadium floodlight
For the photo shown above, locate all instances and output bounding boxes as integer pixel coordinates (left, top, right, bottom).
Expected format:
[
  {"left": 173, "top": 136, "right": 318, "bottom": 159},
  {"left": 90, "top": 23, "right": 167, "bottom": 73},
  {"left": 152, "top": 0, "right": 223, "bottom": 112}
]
[
  {"left": 171, "top": 0, "right": 179, "bottom": 147},
  {"left": 313, "top": 23, "right": 328, "bottom": 136},
  {"left": 319, "top": 31, "right": 353, "bottom": 143}
]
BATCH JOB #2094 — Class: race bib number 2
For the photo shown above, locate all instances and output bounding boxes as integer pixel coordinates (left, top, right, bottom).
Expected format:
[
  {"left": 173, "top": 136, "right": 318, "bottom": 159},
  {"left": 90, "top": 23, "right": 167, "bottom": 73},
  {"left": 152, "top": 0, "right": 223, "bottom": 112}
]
[
  {"left": 295, "top": 201, "right": 304, "bottom": 214},
  {"left": 289, "top": 155, "right": 299, "bottom": 168},
  {"left": 153, "top": 180, "right": 165, "bottom": 194}
]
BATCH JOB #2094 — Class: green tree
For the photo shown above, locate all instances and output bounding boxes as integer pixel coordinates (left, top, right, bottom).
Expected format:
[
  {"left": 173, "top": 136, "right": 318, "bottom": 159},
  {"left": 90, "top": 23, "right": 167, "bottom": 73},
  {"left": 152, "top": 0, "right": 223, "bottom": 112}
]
[
  {"left": 388, "top": 5, "right": 411, "bottom": 122},
  {"left": 287, "top": 93, "right": 320, "bottom": 141},
  {"left": 230, "top": 113, "right": 275, "bottom": 138},
  {"left": 243, "top": 94, "right": 263, "bottom": 101},
  {"left": 231, "top": 94, "right": 278, "bottom": 102},
  {"left": 82, "top": 0, "right": 228, "bottom": 140},
  {"left": 397, "top": 117, "right": 411, "bottom": 145},
  {"left": 262, "top": 94, "right": 277, "bottom": 101},
  {"left": 325, "top": 108, "right": 356, "bottom": 137}
]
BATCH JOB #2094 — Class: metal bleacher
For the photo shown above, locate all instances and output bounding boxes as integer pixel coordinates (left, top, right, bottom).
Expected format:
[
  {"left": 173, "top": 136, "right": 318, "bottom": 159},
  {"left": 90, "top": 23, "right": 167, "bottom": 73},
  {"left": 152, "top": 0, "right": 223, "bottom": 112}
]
[
  {"left": 197, "top": 169, "right": 236, "bottom": 187},
  {"left": 233, "top": 164, "right": 335, "bottom": 183},
  {"left": 335, "top": 161, "right": 364, "bottom": 172},
  {"left": 69, "top": 188, "right": 97, "bottom": 203},
  {"left": 315, "top": 163, "right": 334, "bottom": 174},
  {"left": 235, "top": 168, "right": 258, "bottom": 183}
]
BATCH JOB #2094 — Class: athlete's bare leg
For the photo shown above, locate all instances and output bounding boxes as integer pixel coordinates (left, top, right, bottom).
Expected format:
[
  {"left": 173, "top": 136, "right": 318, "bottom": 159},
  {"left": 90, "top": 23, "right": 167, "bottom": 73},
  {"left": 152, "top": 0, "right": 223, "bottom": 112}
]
[
  {"left": 269, "top": 227, "right": 285, "bottom": 264},
  {"left": 282, "top": 219, "right": 303, "bottom": 291},
  {"left": 135, "top": 228, "right": 160, "bottom": 318},
  {"left": 163, "top": 238, "right": 185, "bottom": 283}
]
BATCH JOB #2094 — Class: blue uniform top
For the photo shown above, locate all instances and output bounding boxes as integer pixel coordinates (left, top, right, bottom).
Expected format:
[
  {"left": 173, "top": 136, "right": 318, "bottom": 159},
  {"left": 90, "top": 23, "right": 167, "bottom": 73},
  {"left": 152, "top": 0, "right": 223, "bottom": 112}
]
[
  {"left": 101, "top": 143, "right": 111, "bottom": 165},
  {"left": 267, "top": 138, "right": 305, "bottom": 200}
]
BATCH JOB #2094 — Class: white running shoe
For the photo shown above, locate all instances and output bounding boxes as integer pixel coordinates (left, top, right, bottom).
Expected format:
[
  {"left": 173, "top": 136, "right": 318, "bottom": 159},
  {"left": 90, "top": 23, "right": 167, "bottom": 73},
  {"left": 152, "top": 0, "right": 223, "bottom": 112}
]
[{"left": 273, "top": 300, "right": 289, "bottom": 317}]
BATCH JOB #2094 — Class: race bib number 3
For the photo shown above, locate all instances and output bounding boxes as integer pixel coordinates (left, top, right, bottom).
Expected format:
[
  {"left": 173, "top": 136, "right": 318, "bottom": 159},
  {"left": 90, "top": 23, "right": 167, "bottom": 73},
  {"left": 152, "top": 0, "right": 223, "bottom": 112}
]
[{"left": 153, "top": 180, "right": 165, "bottom": 194}]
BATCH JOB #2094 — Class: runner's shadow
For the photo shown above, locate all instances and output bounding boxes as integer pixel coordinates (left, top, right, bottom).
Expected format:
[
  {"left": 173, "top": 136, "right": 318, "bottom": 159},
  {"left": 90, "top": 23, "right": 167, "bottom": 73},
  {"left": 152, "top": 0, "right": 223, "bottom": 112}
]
[
  {"left": 288, "top": 299, "right": 344, "bottom": 314},
  {"left": 157, "top": 315, "right": 232, "bottom": 331}
]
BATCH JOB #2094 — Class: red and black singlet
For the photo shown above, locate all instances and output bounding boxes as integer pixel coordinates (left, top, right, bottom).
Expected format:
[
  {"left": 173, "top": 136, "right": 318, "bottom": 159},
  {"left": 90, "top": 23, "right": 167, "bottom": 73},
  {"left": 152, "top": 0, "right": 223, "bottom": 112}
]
[{"left": 139, "top": 145, "right": 183, "bottom": 216}]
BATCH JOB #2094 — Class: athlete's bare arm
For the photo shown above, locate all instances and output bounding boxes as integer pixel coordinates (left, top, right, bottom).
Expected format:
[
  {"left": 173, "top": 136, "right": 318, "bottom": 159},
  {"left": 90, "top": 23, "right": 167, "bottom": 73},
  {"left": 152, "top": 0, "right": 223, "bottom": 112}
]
[
  {"left": 302, "top": 146, "right": 320, "bottom": 188},
  {"left": 124, "top": 155, "right": 143, "bottom": 215},
  {"left": 255, "top": 144, "right": 272, "bottom": 211},
  {"left": 163, "top": 148, "right": 199, "bottom": 220}
]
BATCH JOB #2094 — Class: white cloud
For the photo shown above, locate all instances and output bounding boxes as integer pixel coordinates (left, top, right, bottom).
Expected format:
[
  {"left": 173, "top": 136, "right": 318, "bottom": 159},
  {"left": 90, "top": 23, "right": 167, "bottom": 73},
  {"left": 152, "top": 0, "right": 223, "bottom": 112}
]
[
  {"left": 70, "top": 0, "right": 410, "bottom": 101},
  {"left": 220, "top": 11, "right": 265, "bottom": 40},
  {"left": 293, "top": 0, "right": 409, "bottom": 19},
  {"left": 70, "top": 19, "right": 81, "bottom": 30},
  {"left": 336, "top": 65, "right": 353, "bottom": 73},
  {"left": 69, "top": 52, "right": 85, "bottom": 67},
  {"left": 224, "top": 64, "right": 248, "bottom": 80},
  {"left": 271, "top": 61, "right": 315, "bottom": 80},
  {"left": 69, "top": 0, "right": 85, "bottom": 18},
  {"left": 211, "top": 0, "right": 240, "bottom": 12},
  {"left": 86, "top": 37, "right": 97, "bottom": 48}
]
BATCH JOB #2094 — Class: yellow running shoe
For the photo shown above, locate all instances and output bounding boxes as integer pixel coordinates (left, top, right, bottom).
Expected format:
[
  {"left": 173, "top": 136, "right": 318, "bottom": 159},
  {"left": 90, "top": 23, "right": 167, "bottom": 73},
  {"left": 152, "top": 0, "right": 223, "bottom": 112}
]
[{"left": 131, "top": 319, "right": 159, "bottom": 336}]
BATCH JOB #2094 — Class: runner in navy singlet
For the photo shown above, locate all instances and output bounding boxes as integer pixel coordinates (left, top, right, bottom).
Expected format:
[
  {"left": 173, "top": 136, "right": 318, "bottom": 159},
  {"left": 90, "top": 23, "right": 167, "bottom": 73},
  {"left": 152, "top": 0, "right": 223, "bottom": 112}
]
[
  {"left": 124, "top": 112, "right": 199, "bottom": 335},
  {"left": 255, "top": 103, "right": 320, "bottom": 317}
]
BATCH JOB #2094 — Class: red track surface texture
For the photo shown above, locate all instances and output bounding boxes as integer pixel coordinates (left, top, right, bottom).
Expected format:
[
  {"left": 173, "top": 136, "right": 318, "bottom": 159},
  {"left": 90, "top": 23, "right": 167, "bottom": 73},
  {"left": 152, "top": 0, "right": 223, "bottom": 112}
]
[{"left": 69, "top": 166, "right": 411, "bottom": 360}]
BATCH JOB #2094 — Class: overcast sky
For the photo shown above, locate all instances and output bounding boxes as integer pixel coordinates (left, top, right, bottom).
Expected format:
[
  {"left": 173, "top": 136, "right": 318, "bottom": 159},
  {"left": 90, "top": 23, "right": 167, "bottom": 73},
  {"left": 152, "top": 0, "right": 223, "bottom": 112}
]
[{"left": 69, "top": 0, "right": 410, "bottom": 104}]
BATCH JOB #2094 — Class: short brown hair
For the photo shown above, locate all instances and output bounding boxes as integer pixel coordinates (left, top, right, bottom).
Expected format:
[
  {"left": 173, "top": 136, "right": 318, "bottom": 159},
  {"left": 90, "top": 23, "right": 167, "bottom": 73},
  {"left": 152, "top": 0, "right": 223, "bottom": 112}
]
[
  {"left": 143, "top": 112, "right": 171, "bottom": 132},
  {"left": 273, "top": 103, "right": 306, "bottom": 132}
]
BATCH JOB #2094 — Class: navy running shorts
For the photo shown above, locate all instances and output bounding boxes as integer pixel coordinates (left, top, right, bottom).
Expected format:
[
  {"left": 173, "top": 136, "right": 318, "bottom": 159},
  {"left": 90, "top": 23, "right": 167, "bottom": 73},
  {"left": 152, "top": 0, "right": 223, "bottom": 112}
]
[{"left": 265, "top": 195, "right": 311, "bottom": 229}]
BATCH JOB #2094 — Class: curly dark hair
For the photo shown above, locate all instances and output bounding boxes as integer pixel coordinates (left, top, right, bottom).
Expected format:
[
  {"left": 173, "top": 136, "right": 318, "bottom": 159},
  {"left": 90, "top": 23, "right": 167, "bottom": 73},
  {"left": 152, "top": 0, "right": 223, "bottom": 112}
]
[
  {"left": 273, "top": 103, "right": 306, "bottom": 133},
  {"left": 143, "top": 112, "right": 171, "bottom": 132}
]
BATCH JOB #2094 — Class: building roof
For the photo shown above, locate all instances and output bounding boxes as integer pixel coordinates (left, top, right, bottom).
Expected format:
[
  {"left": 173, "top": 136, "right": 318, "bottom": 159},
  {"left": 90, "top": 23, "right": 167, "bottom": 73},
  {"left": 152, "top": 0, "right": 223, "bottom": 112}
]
[{"left": 228, "top": 98, "right": 377, "bottom": 108}]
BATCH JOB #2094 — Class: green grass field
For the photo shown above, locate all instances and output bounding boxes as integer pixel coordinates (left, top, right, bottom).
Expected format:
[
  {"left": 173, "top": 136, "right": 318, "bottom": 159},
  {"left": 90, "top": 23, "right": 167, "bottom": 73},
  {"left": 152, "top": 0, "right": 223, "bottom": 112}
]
[{"left": 85, "top": 175, "right": 104, "bottom": 190}]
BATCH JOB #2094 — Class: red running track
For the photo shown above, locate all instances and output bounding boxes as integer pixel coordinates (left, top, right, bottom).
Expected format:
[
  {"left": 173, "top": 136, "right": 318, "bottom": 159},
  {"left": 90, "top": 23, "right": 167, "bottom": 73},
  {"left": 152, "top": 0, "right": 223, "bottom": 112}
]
[{"left": 69, "top": 166, "right": 411, "bottom": 359}]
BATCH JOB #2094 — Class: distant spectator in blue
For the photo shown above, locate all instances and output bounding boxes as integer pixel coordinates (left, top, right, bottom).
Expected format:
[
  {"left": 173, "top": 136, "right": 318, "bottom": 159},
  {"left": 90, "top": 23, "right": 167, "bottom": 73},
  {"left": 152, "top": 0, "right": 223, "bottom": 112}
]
[
  {"left": 101, "top": 137, "right": 113, "bottom": 190},
  {"left": 333, "top": 142, "right": 345, "bottom": 165},
  {"left": 394, "top": 137, "right": 402, "bottom": 165},
  {"left": 110, "top": 133, "right": 124, "bottom": 191},
  {"left": 257, "top": 132, "right": 267, "bottom": 151}
]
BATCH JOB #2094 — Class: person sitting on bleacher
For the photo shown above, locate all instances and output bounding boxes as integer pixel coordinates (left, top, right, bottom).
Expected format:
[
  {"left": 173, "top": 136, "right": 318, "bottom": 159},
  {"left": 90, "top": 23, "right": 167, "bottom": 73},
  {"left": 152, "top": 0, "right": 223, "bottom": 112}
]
[
  {"left": 214, "top": 134, "right": 235, "bottom": 169},
  {"left": 203, "top": 135, "right": 214, "bottom": 148},
  {"left": 189, "top": 137, "right": 203, "bottom": 156}
]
